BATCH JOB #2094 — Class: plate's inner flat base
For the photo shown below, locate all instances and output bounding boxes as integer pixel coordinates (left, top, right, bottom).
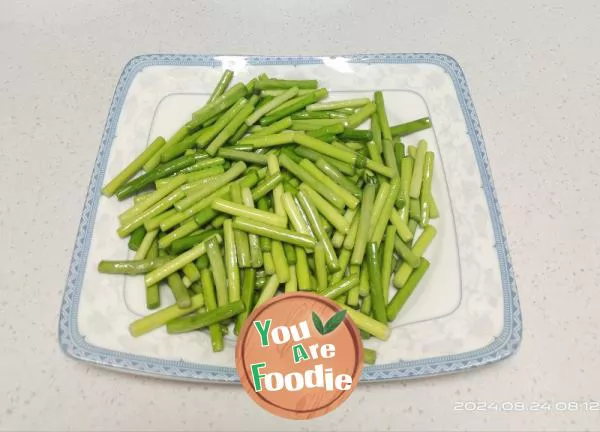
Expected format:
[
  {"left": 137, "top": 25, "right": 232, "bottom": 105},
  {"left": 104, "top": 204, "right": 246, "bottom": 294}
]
[{"left": 122, "top": 90, "right": 461, "bottom": 331}]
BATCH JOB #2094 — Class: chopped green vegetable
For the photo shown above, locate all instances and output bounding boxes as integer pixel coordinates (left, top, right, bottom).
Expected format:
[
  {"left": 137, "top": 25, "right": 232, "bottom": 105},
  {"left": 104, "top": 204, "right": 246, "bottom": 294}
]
[
  {"left": 307, "top": 98, "right": 370, "bottom": 111},
  {"left": 127, "top": 226, "right": 147, "bottom": 252},
  {"left": 232, "top": 217, "right": 315, "bottom": 249},
  {"left": 366, "top": 243, "right": 387, "bottom": 324},
  {"left": 129, "top": 294, "right": 205, "bottom": 337},
  {"left": 393, "top": 225, "right": 436, "bottom": 288},
  {"left": 144, "top": 237, "right": 161, "bottom": 309},
  {"left": 296, "top": 190, "right": 339, "bottom": 271},
  {"left": 116, "top": 153, "right": 206, "bottom": 201},
  {"left": 166, "top": 301, "right": 245, "bottom": 334},
  {"left": 144, "top": 235, "right": 221, "bottom": 286},
  {"left": 374, "top": 91, "right": 392, "bottom": 141},
  {"left": 409, "top": 140, "right": 428, "bottom": 199},
  {"left": 255, "top": 274, "right": 280, "bottom": 307},
  {"left": 314, "top": 242, "right": 328, "bottom": 292},
  {"left": 271, "top": 241, "right": 290, "bottom": 283},
  {"left": 341, "top": 305, "right": 390, "bottom": 341},
  {"left": 388, "top": 259, "right": 430, "bottom": 320},
  {"left": 165, "top": 267, "right": 191, "bottom": 308},
  {"left": 98, "top": 257, "right": 171, "bottom": 275},
  {"left": 381, "top": 226, "right": 396, "bottom": 304},
  {"left": 255, "top": 79, "right": 318, "bottom": 90},
  {"left": 102, "top": 136, "right": 166, "bottom": 197},
  {"left": 322, "top": 274, "right": 359, "bottom": 299},
  {"left": 235, "top": 268, "right": 256, "bottom": 334},
  {"left": 200, "top": 268, "right": 225, "bottom": 351},
  {"left": 208, "top": 70, "right": 234, "bottom": 103},
  {"left": 133, "top": 229, "right": 159, "bottom": 260},
  {"left": 351, "top": 180, "right": 376, "bottom": 265},
  {"left": 390, "top": 117, "right": 431, "bottom": 137}
]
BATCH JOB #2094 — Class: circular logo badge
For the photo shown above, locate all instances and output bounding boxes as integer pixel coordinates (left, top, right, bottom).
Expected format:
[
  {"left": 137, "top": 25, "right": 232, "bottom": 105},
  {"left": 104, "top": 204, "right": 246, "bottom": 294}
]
[{"left": 236, "top": 292, "right": 363, "bottom": 420}]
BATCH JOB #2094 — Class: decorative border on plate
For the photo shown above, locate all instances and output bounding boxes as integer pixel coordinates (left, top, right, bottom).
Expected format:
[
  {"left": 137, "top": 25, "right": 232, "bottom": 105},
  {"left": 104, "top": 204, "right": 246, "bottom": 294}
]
[{"left": 58, "top": 53, "right": 522, "bottom": 383}]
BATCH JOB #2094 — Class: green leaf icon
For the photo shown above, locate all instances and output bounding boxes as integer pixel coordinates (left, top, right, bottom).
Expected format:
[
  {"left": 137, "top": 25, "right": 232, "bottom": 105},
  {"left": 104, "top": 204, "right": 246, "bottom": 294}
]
[
  {"left": 312, "top": 311, "right": 325, "bottom": 335},
  {"left": 323, "top": 310, "right": 347, "bottom": 334}
]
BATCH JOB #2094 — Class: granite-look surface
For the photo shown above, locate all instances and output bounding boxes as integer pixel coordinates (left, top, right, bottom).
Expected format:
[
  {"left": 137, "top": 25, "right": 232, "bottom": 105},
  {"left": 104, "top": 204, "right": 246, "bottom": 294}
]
[{"left": 1, "top": 0, "right": 599, "bottom": 430}]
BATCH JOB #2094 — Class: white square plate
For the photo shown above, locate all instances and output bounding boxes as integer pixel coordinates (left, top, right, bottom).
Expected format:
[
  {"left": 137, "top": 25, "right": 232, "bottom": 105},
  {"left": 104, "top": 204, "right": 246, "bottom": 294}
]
[{"left": 59, "top": 54, "right": 522, "bottom": 382}]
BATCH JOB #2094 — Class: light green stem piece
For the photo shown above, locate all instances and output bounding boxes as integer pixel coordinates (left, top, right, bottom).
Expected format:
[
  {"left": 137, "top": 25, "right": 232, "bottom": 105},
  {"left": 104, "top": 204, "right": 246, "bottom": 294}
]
[
  {"left": 102, "top": 136, "right": 166, "bottom": 197},
  {"left": 255, "top": 274, "right": 280, "bottom": 307},
  {"left": 341, "top": 305, "right": 390, "bottom": 341},
  {"left": 245, "top": 87, "right": 299, "bottom": 126},
  {"left": 144, "top": 234, "right": 222, "bottom": 286},
  {"left": 129, "top": 294, "right": 205, "bottom": 337},
  {"left": 307, "top": 98, "right": 370, "bottom": 112},
  {"left": 133, "top": 229, "right": 159, "bottom": 260},
  {"left": 409, "top": 140, "right": 428, "bottom": 199}
]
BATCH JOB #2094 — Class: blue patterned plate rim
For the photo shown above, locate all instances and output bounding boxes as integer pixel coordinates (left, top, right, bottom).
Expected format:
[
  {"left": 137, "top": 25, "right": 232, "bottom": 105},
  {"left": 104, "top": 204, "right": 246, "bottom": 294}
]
[{"left": 58, "top": 53, "right": 522, "bottom": 383}]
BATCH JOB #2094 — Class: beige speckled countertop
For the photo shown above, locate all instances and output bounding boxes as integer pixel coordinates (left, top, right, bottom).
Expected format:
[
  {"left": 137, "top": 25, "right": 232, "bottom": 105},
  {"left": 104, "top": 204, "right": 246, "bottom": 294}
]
[{"left": 2, "top": 0, "right": 599, "bottom": 430}]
